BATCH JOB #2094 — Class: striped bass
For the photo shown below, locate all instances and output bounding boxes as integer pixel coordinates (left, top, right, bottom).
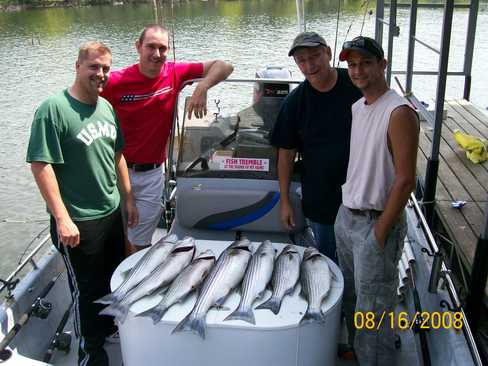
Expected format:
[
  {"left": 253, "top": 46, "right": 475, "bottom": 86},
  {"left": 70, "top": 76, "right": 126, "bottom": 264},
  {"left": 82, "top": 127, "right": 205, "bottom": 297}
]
[
  {"left": 137, "top": 249, "right": 216, "bottom": 324},
  {"left": 100, "top": 237, "right": 196, "bottom": 323},
  {"left": 256, "top": 244, "right": 300, "bottom": 315},
  {"left": 224, "top": 240, "right": 275, "bottom": 324},
  {"left": 95, "top": 234, "right": 178, "bottom": 305},
  {"left": 300, "top": 247, "right": 331, "bottom": 323},
  {"left": 172, "top": 239, "right": 252, "bottom": 339}
]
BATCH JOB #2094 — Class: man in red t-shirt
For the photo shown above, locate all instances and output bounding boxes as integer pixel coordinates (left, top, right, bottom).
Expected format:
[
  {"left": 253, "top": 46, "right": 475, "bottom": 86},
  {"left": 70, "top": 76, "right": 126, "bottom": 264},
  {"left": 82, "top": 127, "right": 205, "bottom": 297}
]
[{"left": 102, "top": 24, "right": 233, "bottom": 254}]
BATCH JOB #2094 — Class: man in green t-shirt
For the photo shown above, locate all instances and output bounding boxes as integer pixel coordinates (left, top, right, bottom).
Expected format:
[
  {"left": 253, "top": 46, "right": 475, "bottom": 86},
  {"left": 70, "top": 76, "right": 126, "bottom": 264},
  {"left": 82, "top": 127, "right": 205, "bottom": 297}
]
[{"left": 26, "top": 41, "right": 138, "bottom": 366}]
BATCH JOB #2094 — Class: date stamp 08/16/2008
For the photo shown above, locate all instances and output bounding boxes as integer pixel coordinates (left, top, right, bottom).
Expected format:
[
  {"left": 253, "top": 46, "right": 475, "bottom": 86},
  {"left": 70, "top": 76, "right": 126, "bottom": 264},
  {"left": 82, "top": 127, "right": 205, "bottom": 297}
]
[{"left": 354, "top": 311, "right": 464, "bottom": 331}]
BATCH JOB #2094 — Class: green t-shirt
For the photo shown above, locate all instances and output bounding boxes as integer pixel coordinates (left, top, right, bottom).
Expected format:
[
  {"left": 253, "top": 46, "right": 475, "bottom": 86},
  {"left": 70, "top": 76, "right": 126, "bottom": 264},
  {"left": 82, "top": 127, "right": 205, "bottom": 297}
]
[{"left": 26, "top": 89, "right": 124, "bottom": 221}]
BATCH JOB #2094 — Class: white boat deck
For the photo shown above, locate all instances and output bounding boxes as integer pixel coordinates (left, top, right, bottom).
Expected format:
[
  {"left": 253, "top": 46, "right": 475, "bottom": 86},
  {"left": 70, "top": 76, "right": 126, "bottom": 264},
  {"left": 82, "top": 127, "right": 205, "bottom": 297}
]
[{"left": 50, "top": 303, "right": 419, "bottom": 366}]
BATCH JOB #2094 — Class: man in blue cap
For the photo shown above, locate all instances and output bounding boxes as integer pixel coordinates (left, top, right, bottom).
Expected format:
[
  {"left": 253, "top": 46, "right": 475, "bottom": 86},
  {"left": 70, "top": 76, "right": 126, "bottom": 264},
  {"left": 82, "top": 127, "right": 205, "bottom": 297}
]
[{"left": 271, "top": 31, "right": 362, "bottom": 263}]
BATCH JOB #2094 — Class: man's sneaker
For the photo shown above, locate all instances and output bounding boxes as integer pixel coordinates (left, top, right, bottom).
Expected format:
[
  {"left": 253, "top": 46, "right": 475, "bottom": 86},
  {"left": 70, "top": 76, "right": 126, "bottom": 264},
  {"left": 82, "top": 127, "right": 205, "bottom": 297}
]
[
  {"left": 105, "top": 330, "right": 120, "bottom": 344},
  {"left": 338, "top": 343, "right": 356, "bottom": 361}
]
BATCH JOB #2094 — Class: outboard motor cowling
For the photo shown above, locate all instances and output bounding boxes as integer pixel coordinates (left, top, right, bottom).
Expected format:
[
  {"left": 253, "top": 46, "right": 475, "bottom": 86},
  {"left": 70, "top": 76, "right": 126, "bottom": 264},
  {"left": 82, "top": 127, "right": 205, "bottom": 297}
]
[{"left": 253, "top": 66, "right": 292, "bottom": 130}]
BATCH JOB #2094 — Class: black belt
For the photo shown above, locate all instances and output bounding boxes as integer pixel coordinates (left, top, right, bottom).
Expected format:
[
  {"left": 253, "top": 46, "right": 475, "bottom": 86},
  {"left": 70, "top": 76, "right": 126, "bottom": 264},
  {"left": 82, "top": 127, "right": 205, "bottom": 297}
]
[
  {"left": 348, "top": 208, "right": 382, "bottom": 217},
  {"left": 127, "top": 162, "right": 161, "bottom": 172}
]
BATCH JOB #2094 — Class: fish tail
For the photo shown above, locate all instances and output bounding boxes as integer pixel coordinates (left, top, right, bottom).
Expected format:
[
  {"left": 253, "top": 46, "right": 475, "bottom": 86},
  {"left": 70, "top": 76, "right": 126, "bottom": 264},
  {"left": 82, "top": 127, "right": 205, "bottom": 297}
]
[
  {"left": 99, "top": 301, "right": 130, "bottom": 324},
  {"left": 256, "top": 296, "right": 282, "bottom": 315},
  {"left": 137, "top": 306, "right": 168, "bottom": 325},
  {"left": 224, "top": 306, "right": 256, "bottom": 325},
  {"left": 172, "top": 312, "right": 206, "bottom": 339},
  {"left": 94, "top": 292, "right": 118, "bottom": 305},
  {"left": 300, "top": 307, "right": 326, "bottom": 324}
]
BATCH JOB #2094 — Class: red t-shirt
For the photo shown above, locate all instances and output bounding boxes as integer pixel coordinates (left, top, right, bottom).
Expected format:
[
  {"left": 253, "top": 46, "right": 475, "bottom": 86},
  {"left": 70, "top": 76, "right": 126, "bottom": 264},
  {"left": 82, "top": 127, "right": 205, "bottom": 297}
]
[{"left": 102, "top": 62, "right": 203, "bottom": 164}]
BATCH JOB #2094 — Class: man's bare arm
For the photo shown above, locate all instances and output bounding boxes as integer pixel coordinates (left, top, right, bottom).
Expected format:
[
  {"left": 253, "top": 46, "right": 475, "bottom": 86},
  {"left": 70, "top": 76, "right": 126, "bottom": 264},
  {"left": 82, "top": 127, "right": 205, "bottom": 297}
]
[
  {"left": 115, "top": 152, "right": 139, "bottom": 228},
  {"left": 375, "top": 106, "right": 419, "bottom": 247},
  {"left": 187, "top": 60, "right": 234, "bottom": 119},
  {"left": 31, "top": 162, "right": 80, "bottom": 247},
  {"left": 277, "top": 148, "right": 297, "bottom": 231}
]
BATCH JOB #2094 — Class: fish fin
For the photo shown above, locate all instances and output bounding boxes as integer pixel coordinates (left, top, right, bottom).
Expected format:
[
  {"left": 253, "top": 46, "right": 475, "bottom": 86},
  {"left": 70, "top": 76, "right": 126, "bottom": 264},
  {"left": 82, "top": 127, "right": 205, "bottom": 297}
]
[
  {"left": 330, "top": 270, "right": 338, "bottom": 282},
  {"left": 256, "top": 296, "right": 282, "bottom": 315},
  {"left": 119, "top": 267, "right": 132, "bottom": 278},
  {"left": 300, "top": 308, "right": 326, "bottom": 324},
  {"left": 172, "top": 313, "right": 206, "bottom": 339},
  {"left": 213, "top": 296, "right": 229, "bottom": 310},
  {"left": 99, "top": 301, "right": 130, "bottom": 324},
  {"left": 94, "top": 293, "right": 117, "bottom": 305},
  {"left": 224, "top": 307, "right": 256, "bottom": 325},
  {"left": 256, "top": 289, "right": 268, "bottom": 300},
  {"left": 285, "top": 282, "right": 300, "bottom": 298},
  {"left": 136, "top": 306, "right": 168, "bottom": 325}
]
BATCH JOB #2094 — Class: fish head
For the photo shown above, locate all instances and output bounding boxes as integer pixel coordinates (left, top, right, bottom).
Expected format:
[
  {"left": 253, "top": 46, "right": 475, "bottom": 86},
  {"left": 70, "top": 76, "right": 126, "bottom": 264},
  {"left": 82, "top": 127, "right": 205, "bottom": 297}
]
[
  {"left": 280, "top": 244, "right": 301, "bottom": 262},
  {"left": 257, "top": 240, "right": 275, "bottom": 257},
  {"left": 303, "top": 246, "right": 323, "bottom": 261},
  {"left": 194, "top": 249, "right": 216, "bottom": 263},
  {"left": 172, "top": 237, "right": 196, "bottom": 258},
  {"left": 227, "top": 238, "right": 252, "bottom": 257}
]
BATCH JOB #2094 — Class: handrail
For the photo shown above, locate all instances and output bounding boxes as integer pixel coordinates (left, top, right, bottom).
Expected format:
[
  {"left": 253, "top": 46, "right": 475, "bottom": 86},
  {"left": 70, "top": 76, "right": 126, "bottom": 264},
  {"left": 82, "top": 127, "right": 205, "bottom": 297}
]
[
  {"left": 0, "top": 234, "right": 52, "bottom": 295},
  {"left": 409, "top": 193, "right": 483, "bottom": 366}
]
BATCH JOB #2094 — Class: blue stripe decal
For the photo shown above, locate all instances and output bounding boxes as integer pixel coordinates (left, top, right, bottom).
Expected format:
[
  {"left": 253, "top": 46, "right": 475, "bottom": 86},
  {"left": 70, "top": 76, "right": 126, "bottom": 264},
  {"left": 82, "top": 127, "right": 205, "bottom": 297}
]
[{"left": 207, "top": 192, "right": 280, "bottom": 230}]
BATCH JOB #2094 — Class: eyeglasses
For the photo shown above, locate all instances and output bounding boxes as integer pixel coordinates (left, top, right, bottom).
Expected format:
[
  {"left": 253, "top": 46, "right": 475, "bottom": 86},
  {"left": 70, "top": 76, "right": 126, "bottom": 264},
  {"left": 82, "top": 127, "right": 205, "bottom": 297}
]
[
  {"left": 342, "top": 37, "right": 383, "bottom": 58},
  {"left": 342, "top": 38, "right": 366, "bottom": 50}
]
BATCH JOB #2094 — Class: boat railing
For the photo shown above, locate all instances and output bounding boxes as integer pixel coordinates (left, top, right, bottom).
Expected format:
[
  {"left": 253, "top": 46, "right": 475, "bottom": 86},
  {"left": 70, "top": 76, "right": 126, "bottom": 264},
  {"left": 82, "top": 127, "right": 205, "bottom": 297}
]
[
  {"left": 409, "top": 193, "right": 483, "bottom": 366},
  {"left": 0, "top": 234, "right": 52, "bottom": 298}
]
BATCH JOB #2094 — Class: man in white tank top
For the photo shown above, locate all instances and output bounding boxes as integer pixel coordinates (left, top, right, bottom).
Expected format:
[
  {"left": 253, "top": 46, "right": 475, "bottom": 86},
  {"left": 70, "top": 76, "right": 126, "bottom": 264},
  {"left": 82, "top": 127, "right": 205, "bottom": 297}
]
[{"left": 334, "top": 36, "right": 419, "bottom": 365}]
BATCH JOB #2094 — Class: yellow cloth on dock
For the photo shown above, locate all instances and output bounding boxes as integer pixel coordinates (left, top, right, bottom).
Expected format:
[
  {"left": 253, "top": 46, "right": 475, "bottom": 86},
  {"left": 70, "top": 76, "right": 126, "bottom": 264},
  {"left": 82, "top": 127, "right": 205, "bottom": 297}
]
[{"left": 453, "top": 129, "right": 488, "bottom": 164}]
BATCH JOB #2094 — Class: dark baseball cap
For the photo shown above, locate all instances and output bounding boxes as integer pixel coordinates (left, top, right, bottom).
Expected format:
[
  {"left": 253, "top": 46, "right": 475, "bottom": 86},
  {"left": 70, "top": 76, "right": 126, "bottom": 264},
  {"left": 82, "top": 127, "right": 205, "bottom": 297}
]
[
  {"left": 339, "top": 36, "right": 384, "bottom": 61},
  {"left": 288, "top": 31, "right": 328, "bottom": 56}
]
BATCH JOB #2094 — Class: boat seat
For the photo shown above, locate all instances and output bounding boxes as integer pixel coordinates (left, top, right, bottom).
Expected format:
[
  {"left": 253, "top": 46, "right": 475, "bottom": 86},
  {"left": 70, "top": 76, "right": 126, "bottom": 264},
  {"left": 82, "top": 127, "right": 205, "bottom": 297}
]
[{"left": 176, "top": 186, "right": 304, "bottom": 233}]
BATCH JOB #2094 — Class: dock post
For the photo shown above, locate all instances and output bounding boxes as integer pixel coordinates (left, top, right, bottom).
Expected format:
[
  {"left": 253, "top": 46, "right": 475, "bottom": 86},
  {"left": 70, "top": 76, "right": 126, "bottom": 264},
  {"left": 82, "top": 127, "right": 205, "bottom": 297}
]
[
  {"left": 386, "top": 0, "right": 397, "bottom": 86},
  {"left": 375, "top": 0, "right": 384, "bottom": 46},
  {"left": 463, "top": 0, "right": 479, "bottom": 100},
  {"left": 405, "top": 0, "right": 418, "bottom": 94},
  {"left": 423, "top": 0, "right": 454, "bottom": 226},
  {"left": 466, "top": 200, "right": 488, "bottom": 335}
]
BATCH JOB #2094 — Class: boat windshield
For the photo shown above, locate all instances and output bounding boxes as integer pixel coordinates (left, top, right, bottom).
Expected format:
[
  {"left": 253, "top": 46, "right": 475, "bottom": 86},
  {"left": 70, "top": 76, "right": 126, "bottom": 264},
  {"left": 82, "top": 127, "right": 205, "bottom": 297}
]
[{"left": 175, "top": 79, "right": 296, "bottom": 180}]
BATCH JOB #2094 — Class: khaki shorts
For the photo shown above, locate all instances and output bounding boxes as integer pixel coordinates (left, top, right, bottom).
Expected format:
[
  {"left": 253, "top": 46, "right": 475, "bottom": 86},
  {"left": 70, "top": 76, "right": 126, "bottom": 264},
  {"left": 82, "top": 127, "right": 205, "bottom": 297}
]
[{"left": 123, "top": 167, "right": 164, "bottom": 246}]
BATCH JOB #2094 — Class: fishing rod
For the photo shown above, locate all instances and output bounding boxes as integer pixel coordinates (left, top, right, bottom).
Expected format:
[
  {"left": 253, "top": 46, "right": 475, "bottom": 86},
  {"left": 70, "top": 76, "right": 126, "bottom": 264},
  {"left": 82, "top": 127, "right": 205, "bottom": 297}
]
[
  {"left": 407, "top": 265, "right": 432, "bottom": 366},
  {"left": 43, "top": 301, "right": 73, "bottom": 363},
  {"left": 0, "top": 273, "right": 61, "bottom": 362}
]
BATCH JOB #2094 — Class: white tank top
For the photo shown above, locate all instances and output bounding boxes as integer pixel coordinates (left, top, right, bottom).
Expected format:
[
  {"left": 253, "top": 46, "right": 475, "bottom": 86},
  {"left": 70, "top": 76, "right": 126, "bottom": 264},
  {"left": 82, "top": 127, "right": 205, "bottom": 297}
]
[{"left": 342, "top": 89, "right": 408, "bottom": 210}]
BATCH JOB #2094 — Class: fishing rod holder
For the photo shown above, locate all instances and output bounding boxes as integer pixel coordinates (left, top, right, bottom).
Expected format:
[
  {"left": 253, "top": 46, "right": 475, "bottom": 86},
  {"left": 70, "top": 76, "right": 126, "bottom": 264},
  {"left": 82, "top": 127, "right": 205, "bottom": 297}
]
[
  {"left": 439, "top": 299, "right": 458, "bottom": 312},
  {"left": 51, "top": 332, "right": 71, "bottom": 353},
  {"left": 32, "top": 297, "right": 52, "bottom": 319},
  {"left": 0, "top": 278, "right": 19, "bottom": 299}
]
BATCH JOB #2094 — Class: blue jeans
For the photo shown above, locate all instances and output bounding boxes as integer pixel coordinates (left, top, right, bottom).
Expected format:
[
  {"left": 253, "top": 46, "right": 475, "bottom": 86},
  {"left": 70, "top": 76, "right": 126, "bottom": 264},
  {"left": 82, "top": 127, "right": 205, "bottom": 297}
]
[{"left": 308, "top": 219, "right": 338, "bottom": 264}]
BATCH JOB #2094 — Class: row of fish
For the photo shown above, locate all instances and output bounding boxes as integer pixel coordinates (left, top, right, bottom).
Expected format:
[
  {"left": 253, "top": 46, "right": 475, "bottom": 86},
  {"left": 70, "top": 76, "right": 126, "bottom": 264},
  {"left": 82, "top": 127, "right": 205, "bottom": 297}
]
[{"left": 96, "top": 235, "right": 334, "bottom": 339}]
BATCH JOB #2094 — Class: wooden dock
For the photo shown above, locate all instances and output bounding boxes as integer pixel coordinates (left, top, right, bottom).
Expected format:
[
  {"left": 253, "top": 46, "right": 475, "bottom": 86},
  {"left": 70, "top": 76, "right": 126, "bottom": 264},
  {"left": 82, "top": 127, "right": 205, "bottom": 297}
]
[{"left": 417, "top": 99, "right": 488, "bottom": 277}]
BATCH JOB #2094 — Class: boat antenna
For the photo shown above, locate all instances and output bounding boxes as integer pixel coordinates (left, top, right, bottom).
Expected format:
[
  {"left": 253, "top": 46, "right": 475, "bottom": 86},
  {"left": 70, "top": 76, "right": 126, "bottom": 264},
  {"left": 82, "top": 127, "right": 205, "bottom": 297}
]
[
  {"left": 360, "top": 0, "right": 372, "bottom": 35},
  {"left": 336, "top": 0, "right": 371, "bottom": 67},
  {"left": 332, "top": 0, "right": 341, "bottom": 66},
  {"left": 170, "top": 0, "right": 180, "bottom": 140}
]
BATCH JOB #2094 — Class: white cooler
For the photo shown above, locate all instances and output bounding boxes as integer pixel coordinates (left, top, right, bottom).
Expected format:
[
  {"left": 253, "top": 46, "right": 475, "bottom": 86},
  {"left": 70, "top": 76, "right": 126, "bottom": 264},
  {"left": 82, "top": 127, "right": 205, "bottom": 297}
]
[{"left": 110, "top": 240, "right": 344, "bottom": 366}]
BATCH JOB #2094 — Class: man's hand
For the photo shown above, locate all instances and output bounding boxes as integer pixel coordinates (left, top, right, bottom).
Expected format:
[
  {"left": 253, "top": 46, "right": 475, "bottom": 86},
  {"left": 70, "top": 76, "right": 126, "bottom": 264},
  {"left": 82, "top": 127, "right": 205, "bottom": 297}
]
[
  {"left": 280, "top": 199, "right": 296, "bottom": 231},
  {"left": 126, "top": 195, "right": 139, "bottom": 228},
  {"left": 187, "top": 83, "right": 208, "bottom": 119},
  {"left": 374, "top": 222, "right": 387, "bottom": 250},
  {"left": 57, "top": 216, "right": 80, "bottom": 247}
]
